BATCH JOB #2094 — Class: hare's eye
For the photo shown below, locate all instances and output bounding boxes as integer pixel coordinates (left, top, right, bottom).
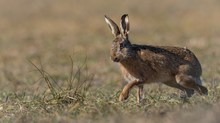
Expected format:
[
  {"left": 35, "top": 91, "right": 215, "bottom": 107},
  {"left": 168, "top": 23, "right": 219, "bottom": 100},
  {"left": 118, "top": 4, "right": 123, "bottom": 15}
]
[{"left": 119, "top": 43, "right": 125, "bottom": 49}]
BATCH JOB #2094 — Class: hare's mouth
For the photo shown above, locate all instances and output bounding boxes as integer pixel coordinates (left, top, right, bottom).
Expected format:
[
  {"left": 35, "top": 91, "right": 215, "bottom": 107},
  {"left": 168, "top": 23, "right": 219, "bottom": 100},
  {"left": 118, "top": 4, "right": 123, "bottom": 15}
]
[{"left": 112, "top": 57, "right": 121, "bottom": 62}]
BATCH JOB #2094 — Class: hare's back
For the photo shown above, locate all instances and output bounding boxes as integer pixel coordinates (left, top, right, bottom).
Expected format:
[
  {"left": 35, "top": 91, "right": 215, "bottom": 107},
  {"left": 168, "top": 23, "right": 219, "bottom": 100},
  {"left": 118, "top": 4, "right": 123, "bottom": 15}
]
[
  {"left": 134, "top": 44, "right": 197, "bottom": 62},
  {"left": 133, "top": 44, "right": 202, "bottom": 76}
]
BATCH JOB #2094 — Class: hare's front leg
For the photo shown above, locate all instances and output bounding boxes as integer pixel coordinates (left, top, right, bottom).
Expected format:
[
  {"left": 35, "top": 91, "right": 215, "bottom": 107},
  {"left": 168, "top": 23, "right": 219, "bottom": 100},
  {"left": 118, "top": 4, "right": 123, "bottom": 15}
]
[
  {"left": 119, "top": 81, "right": 139, "bottom": 101},
  {"left": 137, "top": 85, "right": 144, "bottom": 103}
]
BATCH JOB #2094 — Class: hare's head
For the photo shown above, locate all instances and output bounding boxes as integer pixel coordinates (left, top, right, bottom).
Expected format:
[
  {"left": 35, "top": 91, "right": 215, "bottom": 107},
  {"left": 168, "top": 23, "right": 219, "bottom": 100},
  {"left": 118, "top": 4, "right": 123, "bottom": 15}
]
[{"left": 105, "top": 14, "right": 136, "bottom": 62}]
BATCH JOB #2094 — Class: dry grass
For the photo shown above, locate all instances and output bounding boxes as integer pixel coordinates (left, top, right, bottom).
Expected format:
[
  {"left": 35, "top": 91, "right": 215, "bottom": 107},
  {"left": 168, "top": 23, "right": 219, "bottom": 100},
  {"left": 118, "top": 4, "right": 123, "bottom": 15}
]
[{"left": 0, "top": 0, "right": 220, "bottom": 122}]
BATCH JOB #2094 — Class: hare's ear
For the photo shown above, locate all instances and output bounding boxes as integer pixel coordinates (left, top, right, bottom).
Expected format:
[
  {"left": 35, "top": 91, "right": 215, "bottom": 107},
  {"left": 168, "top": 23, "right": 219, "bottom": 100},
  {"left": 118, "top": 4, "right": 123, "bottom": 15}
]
[
  {"left": 120, "top": 14, "right": 130, "bottom": 37},
  {"left": 104, "top": 15, "right": 121, "bottom": 37}
]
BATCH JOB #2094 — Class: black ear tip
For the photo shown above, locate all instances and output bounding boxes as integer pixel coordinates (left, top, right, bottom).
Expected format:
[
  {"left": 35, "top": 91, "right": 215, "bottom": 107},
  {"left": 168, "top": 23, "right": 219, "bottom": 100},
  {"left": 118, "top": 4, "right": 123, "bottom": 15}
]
[
  {"left": 104, "top": 15, "right": 110, "bottom": 19},
  {"left": 121, "top": 14, "right": 128, "bottom": 19}
]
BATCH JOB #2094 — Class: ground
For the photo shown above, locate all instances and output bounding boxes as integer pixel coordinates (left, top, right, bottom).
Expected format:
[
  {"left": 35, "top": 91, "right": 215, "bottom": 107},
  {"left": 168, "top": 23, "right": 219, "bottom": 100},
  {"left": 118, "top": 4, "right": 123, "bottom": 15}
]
[{"left": 0, "top": 0, "right": 220, "bottom": 123}]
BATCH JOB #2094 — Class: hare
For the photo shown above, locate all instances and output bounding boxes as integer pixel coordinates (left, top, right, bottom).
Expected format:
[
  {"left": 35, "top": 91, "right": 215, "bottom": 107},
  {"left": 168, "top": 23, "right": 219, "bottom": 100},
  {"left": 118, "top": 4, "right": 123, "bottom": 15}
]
[{"left": 104, "top": 14, "right": 208, "bottom": 102}]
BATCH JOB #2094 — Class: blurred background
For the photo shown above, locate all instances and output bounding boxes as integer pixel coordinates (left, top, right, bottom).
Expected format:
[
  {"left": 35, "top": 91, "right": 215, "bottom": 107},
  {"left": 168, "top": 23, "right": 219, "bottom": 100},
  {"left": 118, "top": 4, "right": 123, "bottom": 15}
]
[
  {"left": 1, "top": 0, "right": 220, "bottom": 122},
  {"left": 0, "top": 0, "right": 220, "bottom": 93}
]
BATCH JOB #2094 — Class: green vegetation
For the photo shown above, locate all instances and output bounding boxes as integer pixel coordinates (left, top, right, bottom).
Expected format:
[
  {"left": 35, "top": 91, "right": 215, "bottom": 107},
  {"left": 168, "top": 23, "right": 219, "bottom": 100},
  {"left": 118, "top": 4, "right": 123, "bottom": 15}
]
[{"left": 0, "top": 0, "right": 220, "bottom": 122}]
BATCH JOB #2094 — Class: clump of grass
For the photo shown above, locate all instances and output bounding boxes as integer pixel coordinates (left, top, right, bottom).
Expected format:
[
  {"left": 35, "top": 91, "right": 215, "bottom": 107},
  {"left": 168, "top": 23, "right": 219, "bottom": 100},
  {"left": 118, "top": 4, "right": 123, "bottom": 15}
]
[{"left": 27, "top": 56, "right": 93, "bottom": 108}]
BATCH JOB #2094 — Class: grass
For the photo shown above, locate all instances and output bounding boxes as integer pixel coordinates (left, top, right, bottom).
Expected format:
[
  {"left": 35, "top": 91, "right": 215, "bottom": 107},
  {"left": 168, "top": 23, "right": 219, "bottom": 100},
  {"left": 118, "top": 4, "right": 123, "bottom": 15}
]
[{"left": 0, "top": 0, "right": 220, "bottom": 122}]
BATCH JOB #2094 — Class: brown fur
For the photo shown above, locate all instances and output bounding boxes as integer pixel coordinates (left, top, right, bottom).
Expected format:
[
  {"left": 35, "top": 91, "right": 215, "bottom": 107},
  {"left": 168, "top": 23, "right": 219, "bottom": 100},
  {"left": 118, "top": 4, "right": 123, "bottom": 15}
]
[{"left": 104, "top": 14, "right": 208, "bottom": 102}]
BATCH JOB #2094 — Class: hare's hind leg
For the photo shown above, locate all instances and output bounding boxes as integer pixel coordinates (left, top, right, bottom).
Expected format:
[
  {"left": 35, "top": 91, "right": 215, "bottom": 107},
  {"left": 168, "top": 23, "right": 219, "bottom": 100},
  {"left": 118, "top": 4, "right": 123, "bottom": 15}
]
[
  {"left": 119, "top": 81, "right": 139, "bottom": 101},
  {"left": 175, "top": 74, "right": 208, "bottom": 95},
  {"left": 163, "top": 81, "right": 194, "bottom": 98}
]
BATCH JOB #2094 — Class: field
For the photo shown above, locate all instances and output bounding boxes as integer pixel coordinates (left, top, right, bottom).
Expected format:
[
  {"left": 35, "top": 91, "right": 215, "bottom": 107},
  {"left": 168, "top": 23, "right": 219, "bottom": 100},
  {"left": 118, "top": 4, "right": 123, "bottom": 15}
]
[{"left": 0, "top": 0, "right": 220, "bottom": 122}]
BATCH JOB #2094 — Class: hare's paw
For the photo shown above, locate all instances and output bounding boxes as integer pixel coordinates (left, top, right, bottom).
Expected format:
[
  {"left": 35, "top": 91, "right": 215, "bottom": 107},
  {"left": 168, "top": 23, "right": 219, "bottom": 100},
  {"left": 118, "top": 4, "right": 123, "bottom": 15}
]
[
  {"left": 198, "top": 85, "right": 208, "bottom": 95},
  {"left": 179, "top": 89, "right": 194, "bottom": 99},
  {"left": 119, "top": 92, "right": 129, "bottom": 101}
]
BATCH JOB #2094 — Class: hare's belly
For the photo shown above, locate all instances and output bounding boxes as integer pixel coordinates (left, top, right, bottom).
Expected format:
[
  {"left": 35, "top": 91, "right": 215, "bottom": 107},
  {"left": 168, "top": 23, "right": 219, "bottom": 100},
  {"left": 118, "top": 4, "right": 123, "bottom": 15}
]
[
  {"left": 148, "top": 71, "right": 173, "bottom": 83},
  {"left": 123, "top": 73, "right": 171, "bottom": 83},
  {"left": 122, "top": 67, "right": 173, "bottom": 83},
  {"left": 120, "top": 63, "right": 172, "bottom": 83}
]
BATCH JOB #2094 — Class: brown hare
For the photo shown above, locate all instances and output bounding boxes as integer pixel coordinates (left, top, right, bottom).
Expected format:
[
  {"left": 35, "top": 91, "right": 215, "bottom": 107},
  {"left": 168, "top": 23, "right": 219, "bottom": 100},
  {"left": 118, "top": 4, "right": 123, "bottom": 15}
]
[{"left": 104, "top": 14, "right": 208, "bottom": 102}]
